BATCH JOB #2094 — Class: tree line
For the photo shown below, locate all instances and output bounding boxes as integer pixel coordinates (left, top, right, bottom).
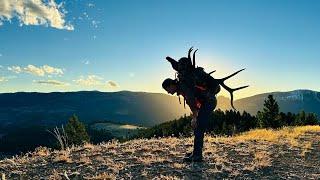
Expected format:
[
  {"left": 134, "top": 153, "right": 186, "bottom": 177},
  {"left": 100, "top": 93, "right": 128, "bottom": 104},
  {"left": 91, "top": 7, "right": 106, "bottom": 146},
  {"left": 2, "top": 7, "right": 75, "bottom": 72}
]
[
  {"left": 1, "top": 94, "right": 318, "bottom": 155},
  {"left": 134, "top": 95, "right": 319, "bottom": 138},
  {"left": 0, "top": 115, "right": 114, "bottom": 154}
]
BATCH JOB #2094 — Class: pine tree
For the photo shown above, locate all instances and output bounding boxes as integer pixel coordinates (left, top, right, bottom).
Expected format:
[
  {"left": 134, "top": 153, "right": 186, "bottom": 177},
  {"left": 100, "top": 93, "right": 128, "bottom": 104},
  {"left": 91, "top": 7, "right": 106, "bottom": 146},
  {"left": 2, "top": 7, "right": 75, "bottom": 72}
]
[
  {"left": 65, "top": 115, "right": 90, "bottom": 145},
  {"left": 261, "top": 95, "right": 280, "bottom": 128},
  {"left": 256, "top": 111, "right": 264, "bottom": 128},
  {"left": 305, "top": 113, "right": 318, "bottom": 125},
  {"left": 294, "top": 111, "right": 305, "bottom": 126},
  {"left": 286, "top": 112, "right": 295, "bottom": 126}
]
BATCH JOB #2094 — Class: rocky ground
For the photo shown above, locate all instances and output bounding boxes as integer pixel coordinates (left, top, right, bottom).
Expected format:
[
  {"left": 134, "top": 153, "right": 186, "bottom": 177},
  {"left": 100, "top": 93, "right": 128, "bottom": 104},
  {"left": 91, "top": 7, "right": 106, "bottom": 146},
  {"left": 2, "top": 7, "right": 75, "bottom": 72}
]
[{"left": 0, "top": 126, "right": 320, "bottom": 179}]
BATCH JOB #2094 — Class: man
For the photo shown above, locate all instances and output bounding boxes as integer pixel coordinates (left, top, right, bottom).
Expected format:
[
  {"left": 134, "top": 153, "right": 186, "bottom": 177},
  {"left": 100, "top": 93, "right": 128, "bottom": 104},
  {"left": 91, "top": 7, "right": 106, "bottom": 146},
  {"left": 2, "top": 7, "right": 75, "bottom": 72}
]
[
  {"left": 163, "top": 47, "right": 248, "bottom": 162},
  {"left": 162, "top": 78, "right": 217, "bottom": 162}
]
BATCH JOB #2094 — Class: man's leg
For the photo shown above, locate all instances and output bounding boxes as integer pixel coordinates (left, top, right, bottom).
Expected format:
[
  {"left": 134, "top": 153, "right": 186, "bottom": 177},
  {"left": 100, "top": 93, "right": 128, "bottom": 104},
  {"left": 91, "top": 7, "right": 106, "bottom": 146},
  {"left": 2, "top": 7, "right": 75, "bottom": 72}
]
[
  {"left": 184, "top": 128, "right": 203, "bottom": 162},
  {"left": 192, "top": 125, "right": 205, "bottom": 158},
  {"left": 184, "top": 99, "right": 216, "bottom": 162},
  {"left": 192, "top": 100, "right": 216, "bottom": 160}
]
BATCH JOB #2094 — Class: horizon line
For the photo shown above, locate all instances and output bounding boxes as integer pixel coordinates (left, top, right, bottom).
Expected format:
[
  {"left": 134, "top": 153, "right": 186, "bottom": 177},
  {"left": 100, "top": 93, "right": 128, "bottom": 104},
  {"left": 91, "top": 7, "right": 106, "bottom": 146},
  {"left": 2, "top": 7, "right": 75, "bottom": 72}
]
[{"left": 0, "top": 88, "right": 318, "bottom": 99}]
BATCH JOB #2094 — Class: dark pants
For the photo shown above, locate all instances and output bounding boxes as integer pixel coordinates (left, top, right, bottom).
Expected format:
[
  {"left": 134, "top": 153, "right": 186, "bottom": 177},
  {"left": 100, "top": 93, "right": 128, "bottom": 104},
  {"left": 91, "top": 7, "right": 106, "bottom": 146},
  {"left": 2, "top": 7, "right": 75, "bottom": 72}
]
[{"left": 193, "top": 98, "right": 216, "bottom": 156}]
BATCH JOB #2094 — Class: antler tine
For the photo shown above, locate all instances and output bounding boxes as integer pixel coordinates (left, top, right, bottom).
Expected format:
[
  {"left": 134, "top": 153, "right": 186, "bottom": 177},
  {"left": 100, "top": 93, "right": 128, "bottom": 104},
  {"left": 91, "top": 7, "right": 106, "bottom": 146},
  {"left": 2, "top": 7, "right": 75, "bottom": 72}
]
[
  {"left": 220, "top": 68, "right": 246, "bottom": 82},
  {"left": 217, "top": 68, "right": 248, "bottom": 109},
  {"left": 208, "top": 70, "right": 216, "bottom": 75},
  {"left": 188, "top": 47, "right": 193, "bottom": 60},
  {"left": 192, "top": 49, "right": 198, "bottom": 68},
  {"left": 220, "top": 82, "right": 249, "bottom": 110}
]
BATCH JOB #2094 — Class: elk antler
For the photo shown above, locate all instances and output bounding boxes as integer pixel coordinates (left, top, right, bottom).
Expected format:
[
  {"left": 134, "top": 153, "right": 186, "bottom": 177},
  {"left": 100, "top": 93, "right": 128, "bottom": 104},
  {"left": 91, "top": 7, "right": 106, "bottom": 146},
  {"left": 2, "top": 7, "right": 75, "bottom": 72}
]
[
  {"left": 192, "top": 49, "right": 198, "bottom": 68},
  {"left": 219, "top": 69, "right": 246, "bottom": 81},
  {"left": 188, "top": 47, "right": 193, "bottom": 60},
  {"left": 217, "top": 68, "right": 249, "bottom": 109},
  {"left": 208, "top": 70, "right": 216, "bottom": 75}
]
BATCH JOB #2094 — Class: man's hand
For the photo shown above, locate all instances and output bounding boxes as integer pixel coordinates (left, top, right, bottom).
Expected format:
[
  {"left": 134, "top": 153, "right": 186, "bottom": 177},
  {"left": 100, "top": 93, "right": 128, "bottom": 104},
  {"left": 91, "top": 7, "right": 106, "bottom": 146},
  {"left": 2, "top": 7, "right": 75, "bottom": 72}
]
[
  {"left": 192, "top": 110, "right": 199, "bottom": 119},
  {"left": 191, "top": 118, "right": 197, "bottom": 129},
  {"left": 191, "top": 110, "right": 199, "bottom": 129}
]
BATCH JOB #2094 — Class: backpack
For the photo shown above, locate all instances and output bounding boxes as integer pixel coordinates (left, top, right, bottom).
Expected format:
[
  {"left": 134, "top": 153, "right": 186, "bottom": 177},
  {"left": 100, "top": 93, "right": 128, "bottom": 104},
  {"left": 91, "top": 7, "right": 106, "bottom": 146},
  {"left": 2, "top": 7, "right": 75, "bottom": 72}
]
[{"left": 166, "top": 47, "right": 249, "bottom": 109}]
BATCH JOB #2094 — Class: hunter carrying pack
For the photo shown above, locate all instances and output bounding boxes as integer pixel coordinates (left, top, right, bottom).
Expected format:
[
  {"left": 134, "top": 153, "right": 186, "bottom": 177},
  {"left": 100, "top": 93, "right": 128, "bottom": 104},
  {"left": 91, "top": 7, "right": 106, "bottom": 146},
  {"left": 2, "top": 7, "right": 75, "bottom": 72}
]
[{"left": 166, "top": 47, "right": 249, "bottom": 109}]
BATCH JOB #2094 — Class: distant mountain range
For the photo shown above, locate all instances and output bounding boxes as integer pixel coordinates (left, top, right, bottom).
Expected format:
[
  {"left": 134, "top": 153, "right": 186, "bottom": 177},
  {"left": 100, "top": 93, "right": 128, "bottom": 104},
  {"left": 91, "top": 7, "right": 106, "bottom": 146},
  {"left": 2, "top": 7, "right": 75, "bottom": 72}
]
[
  {"left": 0, "top": 91, "right": 189, "bottom": 130},
  {"left": 0, "top": 89, "right": 319, "bottom": 131},
  {"left": 217, "top": 89, "right": 320, "bottom": 116}
]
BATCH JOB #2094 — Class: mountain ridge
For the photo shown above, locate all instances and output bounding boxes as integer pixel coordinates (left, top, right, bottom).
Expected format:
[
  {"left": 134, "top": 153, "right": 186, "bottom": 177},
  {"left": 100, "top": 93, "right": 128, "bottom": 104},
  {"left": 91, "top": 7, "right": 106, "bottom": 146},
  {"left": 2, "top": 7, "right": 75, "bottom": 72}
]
[
  {"left": 221, "top": 89, "right": 320, "bottom": 115},
  {"left": 0, "top": 89, "right": 319, "bottom": 131}
]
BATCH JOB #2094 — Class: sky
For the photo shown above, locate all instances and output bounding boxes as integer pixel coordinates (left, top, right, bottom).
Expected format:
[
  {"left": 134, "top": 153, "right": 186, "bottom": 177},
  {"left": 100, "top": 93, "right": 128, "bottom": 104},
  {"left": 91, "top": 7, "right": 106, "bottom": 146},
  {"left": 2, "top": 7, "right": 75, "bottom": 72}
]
[{"left": 0, "top": 0, "right": 320, "bottom": 99}]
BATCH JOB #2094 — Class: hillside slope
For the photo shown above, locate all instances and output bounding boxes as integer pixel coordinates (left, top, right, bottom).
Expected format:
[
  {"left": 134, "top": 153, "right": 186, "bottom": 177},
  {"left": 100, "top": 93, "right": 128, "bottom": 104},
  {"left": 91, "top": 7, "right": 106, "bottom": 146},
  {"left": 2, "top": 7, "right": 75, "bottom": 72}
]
[
  {"left": 1, "top": 89, "right": 319, "bottom": 131},
  {"left": 1, "top": 126, "right": 319, "bottom": 179},
  {"left": 218, "top": 89, "right": 320, "bottom": 116},
  {"left": 0, "top": 91, "right": 190, "bottom": 129}
]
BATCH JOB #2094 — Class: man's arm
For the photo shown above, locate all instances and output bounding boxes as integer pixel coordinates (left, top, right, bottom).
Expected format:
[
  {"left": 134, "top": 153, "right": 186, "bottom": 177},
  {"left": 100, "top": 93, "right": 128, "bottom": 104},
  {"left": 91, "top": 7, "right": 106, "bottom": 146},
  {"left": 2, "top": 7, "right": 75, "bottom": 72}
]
[
  {"left": 179, "top": 81, "right": 200, "bottom": 129},
  {"left": 180, "top": 82, "right": 199, "bottom": 115}
]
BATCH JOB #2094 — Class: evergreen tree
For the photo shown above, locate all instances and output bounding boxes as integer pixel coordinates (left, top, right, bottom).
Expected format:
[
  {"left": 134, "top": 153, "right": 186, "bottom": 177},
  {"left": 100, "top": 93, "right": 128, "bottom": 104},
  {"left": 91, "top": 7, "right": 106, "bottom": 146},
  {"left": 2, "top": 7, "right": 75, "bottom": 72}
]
[
  {"left": 256, "top": 111, "right": 264, "bottom": 128},
  {"left": 241, "top": 111, "right": 257, "bottom": 131},
  {"left": 286, "top": 112, "right": 295, "bottom": 126},
  {"left": 65, "top": 115, "right": 90, "bottom": 145},
  {"left": 279, "top": 112, "right": 287, "bottom": 127},
  {"left": 261, "top": 95, "right": 280, "bottom": 128},
  {"left": 305, "top": 113, "right": 318, "bottom": 125},
  {"left": 294, "top": 111, "right": 305, "bottom": 126}
]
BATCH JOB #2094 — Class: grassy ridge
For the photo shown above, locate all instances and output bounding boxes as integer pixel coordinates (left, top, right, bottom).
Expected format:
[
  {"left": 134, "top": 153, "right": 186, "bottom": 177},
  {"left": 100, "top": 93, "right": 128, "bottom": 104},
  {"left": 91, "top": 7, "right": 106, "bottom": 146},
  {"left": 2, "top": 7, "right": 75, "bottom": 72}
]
[{"left": 1, "top": 125, "right": 319, "bottom": 179}]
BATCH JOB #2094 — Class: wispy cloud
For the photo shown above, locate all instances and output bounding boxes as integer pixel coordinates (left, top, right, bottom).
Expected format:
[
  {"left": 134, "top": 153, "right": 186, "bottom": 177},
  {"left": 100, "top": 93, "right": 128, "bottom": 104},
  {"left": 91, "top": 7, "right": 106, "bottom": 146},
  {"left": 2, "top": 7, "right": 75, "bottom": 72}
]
[
  {"left": 82, "top": 60, "right": 90, "bottom": 65},
  {"left": 87, "top": 3, "right": 95, "bottom": 8},
  {"left": 7, "top": 66, "right": 22, "bottom": 73},
  {"left": 42, "top": 65, "right": 63, "bottom": 75},
  {"left": 0, "top": 0, "right": 74, "bottom": 30},
  {"left": 0, "top": 76, "right": 15, "bottom": 82},
  {"left": 73, "top": 75, "right": 103, "bottom": 86},
  {"left": 34, "top": 79, "right": 69, "bottom": 86},
  {"left": 74, "top": 75, "right": 119, "bottom": 89},
  {"left": 24, "top": 65, "right": 46, "bottom": 76},
  {"left": 8, "top": 65, "right": 64, "bottom": 76},
  {"left": 91, "top": 20, "right": 100, "bottom": 28},
  {"left": 107, "top": 80, "right": 119, "bottom": 88},
  {"left": 0, "top": 76, "right": 8, "bottom": 82}
]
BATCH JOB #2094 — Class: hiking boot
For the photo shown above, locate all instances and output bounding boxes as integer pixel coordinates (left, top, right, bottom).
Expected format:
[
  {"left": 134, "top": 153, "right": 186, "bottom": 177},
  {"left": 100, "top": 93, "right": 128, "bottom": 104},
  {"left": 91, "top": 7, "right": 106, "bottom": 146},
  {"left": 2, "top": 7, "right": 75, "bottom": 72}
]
[{"left": 192, "top": 155, "right": 203, "bottom": 162}]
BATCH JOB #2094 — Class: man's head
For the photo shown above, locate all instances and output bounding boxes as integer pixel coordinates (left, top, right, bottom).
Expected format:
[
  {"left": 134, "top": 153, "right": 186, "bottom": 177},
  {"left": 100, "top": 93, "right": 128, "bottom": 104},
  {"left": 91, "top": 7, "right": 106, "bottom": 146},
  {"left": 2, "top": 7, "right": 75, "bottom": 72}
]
[{"left": 162, "top": 78, "right": 178, "bottom": 95}]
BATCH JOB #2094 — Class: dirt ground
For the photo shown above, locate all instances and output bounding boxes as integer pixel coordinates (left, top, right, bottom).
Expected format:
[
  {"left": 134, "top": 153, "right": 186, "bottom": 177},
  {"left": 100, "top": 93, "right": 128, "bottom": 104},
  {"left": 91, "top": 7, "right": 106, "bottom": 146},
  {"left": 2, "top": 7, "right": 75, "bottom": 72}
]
[{"left": 0, "top": 126, "right": 319, "bottom": 179}]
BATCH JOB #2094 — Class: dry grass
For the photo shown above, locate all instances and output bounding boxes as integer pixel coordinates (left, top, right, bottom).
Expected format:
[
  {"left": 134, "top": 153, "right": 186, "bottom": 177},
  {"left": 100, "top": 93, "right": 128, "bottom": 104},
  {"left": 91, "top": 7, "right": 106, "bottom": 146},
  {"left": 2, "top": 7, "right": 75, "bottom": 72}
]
[
  {"left": 0, "top": 125, "right": 319, "bottom": 179},
  {"left": 86, "top": 172, "right": 116, "bottom": 180},
  {"left": 254, "top": 150, "right": 272, "bottom": 167},
  {"left": 52, "top": 150, "right": 72, "bottom": 163},
  {"left": 83, "top": 143, "right": 95, "bottom": 150},
  {"left": 300, "top": 141, "right": 313, "bottom": 157},
  {"left": 171, "top": 162, "right": 186, "bottom": 169},
  {"left": 1, "top": 173, "right": 6, "bottom": 180},
  {"left": 208, "top": 125, "right": 320, "bottom": 148},
  {"left": 234, "top": 125, "right": 320, "bottom": 142},
  {"left": 153, "top": 175, "right": 181, "bottom": 180},
  {"left": 33, "top": 147, "right": 51, "bottom": 157},
  {"left": 48, "top": 170, "right": 62, "bottom": 180}
]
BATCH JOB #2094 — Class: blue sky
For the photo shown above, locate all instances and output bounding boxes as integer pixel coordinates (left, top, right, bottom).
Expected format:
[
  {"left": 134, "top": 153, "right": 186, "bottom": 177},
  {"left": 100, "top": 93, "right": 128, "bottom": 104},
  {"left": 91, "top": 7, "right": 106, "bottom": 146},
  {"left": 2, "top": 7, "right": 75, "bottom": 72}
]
[{"left": 0, "top": 0, "right": 319, "bottom": 98}]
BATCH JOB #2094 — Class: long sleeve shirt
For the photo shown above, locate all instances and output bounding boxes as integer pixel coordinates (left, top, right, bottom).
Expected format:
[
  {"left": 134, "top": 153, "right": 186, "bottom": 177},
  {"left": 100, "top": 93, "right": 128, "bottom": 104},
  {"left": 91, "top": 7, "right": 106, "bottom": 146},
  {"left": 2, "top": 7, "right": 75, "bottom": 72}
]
[{"left": 177, "top": 81, "right": 212, "bottom": 113}]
